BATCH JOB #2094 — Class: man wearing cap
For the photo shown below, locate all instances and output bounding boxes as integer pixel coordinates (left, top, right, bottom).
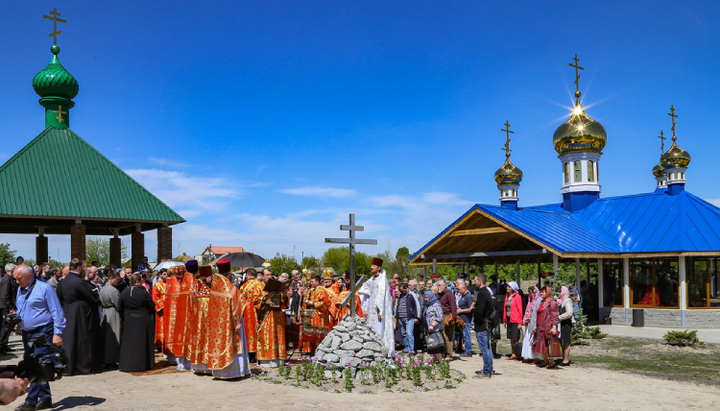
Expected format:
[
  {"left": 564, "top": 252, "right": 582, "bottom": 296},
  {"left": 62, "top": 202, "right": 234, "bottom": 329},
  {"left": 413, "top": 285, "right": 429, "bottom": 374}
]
[
  {"left": 239, "top": 268, "right": 262, "bottom": 361},
  {"left": 187, "top": 265, "right": 212, "bottom": 374},
  {"left": 358, "top": 257, "right": 394, "bottom": 357},
  {"left": 207, "top": 259, "right": 251, "bottom": 379},
  {"left": 256, "top": 268, "right": 287, "bottom": 367},
  {"left": 171, "top": 261, "right": 197, "bottom": 371}
]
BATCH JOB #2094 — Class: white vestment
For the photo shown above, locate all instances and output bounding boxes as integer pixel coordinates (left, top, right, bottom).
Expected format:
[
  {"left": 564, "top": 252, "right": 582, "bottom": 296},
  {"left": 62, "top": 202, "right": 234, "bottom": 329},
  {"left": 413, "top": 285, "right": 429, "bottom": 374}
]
[{"left": 358, "top": 269, "right": 394, "bottom": 357}]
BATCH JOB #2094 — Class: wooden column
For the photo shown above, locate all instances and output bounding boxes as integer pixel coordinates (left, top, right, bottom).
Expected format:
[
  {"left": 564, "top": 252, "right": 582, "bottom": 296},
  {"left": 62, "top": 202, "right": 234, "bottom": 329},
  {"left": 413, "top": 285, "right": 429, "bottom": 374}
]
[
  {"left": 157, "top": 226, "right": 173, "bottom": 262},
  {"left": 70, "top": 222, "right": 86, "bottom": 261},
  {"left": 109, "top": 236, "right": 122, "bottom": 268}
]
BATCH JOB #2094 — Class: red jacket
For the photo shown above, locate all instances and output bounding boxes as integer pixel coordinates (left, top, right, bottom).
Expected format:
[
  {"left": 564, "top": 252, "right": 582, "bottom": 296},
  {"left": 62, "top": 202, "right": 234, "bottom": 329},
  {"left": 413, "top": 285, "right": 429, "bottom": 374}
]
[{"left": 502, "top": 293, "right": 523, "bottom": 324}]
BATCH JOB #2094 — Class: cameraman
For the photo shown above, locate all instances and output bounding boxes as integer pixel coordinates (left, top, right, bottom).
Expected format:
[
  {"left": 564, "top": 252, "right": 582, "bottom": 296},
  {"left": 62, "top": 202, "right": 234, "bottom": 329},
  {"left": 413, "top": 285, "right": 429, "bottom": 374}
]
[{"left": 12, "top": 265, "right": 65, "bottom": 411}]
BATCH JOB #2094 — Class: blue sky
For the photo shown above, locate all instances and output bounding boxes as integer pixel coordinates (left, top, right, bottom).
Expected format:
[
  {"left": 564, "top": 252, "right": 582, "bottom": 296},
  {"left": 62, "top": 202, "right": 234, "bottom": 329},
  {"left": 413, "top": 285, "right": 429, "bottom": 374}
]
[{"left": 2, "top": 1, "right": 720, "bottom": 263}]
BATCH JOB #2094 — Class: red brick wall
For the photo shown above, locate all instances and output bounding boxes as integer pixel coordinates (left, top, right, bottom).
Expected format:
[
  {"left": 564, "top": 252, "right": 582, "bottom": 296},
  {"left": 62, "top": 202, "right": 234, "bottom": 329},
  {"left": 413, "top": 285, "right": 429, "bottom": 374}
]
[
  {"left": 157, "top": 227, "right": 173, "bottom": 262},
  {"left": 70, "top": 224, "right": 86, "bottom": 261}
]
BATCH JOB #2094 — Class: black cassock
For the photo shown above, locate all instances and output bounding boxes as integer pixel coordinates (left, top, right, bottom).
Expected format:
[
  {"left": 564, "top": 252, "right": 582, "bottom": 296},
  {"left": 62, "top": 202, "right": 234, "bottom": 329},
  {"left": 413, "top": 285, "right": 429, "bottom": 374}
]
[
  {"left": 118, "top": 285, "right": 155, "bottom": 372},
  {"left": 57, "top": 272, "right": 102, "bottom": 375}
]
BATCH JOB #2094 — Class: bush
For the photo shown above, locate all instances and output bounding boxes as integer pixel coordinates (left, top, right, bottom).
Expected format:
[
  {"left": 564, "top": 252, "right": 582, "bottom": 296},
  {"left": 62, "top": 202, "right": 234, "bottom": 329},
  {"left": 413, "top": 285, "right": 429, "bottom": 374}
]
[
  {"left": 570, "top": 308, "right": 607, "bottom": 345},
  {"left": 663, "top": 329, "right": 703, "bottom": 347}
]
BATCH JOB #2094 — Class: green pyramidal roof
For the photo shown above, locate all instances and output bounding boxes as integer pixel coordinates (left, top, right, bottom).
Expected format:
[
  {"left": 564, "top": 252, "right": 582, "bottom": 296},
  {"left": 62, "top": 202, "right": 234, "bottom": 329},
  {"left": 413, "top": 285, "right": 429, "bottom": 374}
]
[{"left": 0, "top": 127, "right": 185, "bottom": 227}]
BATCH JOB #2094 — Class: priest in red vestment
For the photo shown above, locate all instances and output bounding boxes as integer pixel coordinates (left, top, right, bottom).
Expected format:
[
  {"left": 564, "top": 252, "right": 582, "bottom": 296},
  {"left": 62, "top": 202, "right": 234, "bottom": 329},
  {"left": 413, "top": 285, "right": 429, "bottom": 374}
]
[
  {"left": 151, "top": 269, "right": 168, "bottom": 350},
  {"left": 187, "top": 265, "right": 212, "bottom": 374},
  {"left": 171, "top": 260, "right": 197, "bottom": 370},
  {"left": 239, "top": 268, "right": 263, "bottom": 360},
  {"left": 256, "top": 268, "right": 288, "bottom": 367},
  {"left": 207, "top": 259, "right": 251, "bottom": 379}
]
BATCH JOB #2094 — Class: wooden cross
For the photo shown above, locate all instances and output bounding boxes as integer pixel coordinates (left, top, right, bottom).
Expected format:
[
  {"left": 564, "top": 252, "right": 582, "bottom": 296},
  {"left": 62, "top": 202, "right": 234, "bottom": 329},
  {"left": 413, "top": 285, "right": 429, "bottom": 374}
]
[
  {"left": 43, "top": 8, "right": 67, "bottom": 46},
  {"left": 325, "top": 214, "right": 377, "bottom": 319},
  {"left": 501, "top": 120, "right": 514, "bottom": 158},
  {"left": 52, "top": 105, "right": 67, "bottom": 123},
  {"left": 569, "top": 54, "right": 584, "bottom": 104},
  {"left": 668, "top": 105, "right": 678, "bottom": 140},
  {"left": 658, "top": 130, "right": 666, "bottom": 153}
]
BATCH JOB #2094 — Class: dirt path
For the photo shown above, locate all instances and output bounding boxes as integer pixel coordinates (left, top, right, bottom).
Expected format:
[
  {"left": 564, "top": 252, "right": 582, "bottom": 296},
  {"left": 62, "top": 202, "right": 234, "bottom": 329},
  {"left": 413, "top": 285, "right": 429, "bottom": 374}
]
[{"left": 2, "top": 351, "right": 716, "bottom": 411}]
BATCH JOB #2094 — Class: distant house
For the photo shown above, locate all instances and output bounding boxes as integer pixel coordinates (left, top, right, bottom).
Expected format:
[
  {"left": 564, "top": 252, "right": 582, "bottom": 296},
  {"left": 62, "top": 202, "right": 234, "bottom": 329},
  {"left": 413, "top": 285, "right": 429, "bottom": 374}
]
[{"left": 198, "top": 244, "right": 247, "bottom": 265}]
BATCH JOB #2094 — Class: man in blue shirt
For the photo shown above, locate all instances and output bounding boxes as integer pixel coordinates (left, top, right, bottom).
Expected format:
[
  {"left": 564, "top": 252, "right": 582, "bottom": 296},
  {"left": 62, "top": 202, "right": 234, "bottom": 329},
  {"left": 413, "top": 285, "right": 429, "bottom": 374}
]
[{"left": 12, "top": 265, "right": 65, "bottom": 411}]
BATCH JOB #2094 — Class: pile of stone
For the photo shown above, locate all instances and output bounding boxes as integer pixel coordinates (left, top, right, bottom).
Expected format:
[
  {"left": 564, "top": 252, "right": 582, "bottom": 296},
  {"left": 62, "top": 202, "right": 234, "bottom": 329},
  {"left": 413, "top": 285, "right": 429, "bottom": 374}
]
[{"left": 314, "top": 315, "right": 389, "bottom": 372}]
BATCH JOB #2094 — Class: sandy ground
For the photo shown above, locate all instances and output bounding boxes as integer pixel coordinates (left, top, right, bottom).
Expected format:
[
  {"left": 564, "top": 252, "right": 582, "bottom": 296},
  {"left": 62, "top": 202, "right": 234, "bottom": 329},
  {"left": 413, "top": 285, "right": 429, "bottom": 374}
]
[{"left": 1, "top": 341, "right": 717, "bottom": 411}]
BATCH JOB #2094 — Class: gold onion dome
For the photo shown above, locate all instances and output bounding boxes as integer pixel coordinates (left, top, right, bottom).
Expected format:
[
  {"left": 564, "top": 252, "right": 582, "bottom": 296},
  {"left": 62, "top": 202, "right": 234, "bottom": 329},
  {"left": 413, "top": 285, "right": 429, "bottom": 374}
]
[
  {"left": 494, "top": 158, "right": 523, "bottom": 185},
  {"left": 552, "top": 104, "right": 607, "bottom": 155},
  {"left": 32, "top": 45, "right": 79, "bottom": 101},
  {"left": 662, "top": 140, "right": 691, "bottom": 169},
  {"left": 652, "top": 160, "right": 666, "bottom": 178}
]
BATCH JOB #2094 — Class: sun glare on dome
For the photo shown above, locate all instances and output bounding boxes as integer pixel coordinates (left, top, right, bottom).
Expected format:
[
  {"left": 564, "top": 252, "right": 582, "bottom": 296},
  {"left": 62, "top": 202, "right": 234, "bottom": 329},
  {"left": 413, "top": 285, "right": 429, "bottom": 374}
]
[{"left": 573, "top": 106, "right": 583, "bottom": 115}]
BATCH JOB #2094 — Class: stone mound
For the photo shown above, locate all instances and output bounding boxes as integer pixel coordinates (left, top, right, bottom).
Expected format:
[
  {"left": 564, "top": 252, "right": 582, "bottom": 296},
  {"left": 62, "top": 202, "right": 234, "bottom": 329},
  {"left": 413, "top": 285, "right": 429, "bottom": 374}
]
[{"left": 314, "top": 315, "right": 389, "bottom": 369}]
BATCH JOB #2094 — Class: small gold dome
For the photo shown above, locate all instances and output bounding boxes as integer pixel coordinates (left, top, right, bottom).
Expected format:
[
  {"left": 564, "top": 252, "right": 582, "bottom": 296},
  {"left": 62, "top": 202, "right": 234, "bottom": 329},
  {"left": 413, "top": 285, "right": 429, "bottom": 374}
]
[
  {"left": 494, "top": 158, "right": 523, "bottom": 185},
  {"left": 553, "top": 105, "right": 607, "bottom": 155},
  {"left": 662, "top": 141, "right": 691, "bottom": 169},
  {"left": 652, "top": 160, "right": 666, "bottom": 178}
]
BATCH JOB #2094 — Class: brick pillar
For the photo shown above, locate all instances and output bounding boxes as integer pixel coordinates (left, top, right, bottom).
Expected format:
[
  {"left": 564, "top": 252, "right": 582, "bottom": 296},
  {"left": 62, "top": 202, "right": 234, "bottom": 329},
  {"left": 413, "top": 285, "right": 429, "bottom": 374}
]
[
  {"left": 70, "top": 223, "right": 86, "bottom": 261},
  {"left": 131, "top": 232, "right": 144, "bottom": 271},
  {"left": 36, "top": 235, "right": 49, "bottom": 264},
  {"left": 157, "top": 226, "right": 173, "bottom": 262},
  {"left": 109, "top": 237, "right": 122, "bottom": 268}
]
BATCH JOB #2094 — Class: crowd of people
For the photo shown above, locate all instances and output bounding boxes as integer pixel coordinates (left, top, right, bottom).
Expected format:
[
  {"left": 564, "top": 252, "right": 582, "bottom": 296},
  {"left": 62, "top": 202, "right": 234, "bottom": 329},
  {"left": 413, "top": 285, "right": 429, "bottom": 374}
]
[{"left": 0, "top": 253, "right": 582, "bottom": 408}]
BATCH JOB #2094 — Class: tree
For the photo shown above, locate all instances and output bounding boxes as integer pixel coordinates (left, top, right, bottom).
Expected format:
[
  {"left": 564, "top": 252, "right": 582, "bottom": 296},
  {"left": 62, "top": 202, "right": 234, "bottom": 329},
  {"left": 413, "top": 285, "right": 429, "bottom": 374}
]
[
  {"left": 301, "top": 255, "right": 321, "bottom": 271},
  {"left": 85, "top": 237, "right": 128, "bottom": 267},
  {"left": 320, "top": 247, "right": 371, "bottom": 278},
  {"left": 269, "top": 252, "right": 300, "bottom": 275},
  {"left": 0, "top": 243, "right": 16, "bottom": 267}
]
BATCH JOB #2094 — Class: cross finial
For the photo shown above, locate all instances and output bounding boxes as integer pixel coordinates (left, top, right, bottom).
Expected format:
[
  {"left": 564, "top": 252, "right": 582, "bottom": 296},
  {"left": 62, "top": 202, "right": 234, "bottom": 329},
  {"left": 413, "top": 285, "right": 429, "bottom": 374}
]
[
  {"left": 658, "top": 130, "right": 666, "bottom": 153},
  {"left": 501, "top": 120, "right": 514, "bottom": 159},
  {"left": 52, "top": 105, "right": 67, "bottom": 123},
  {"left": 43, "top": 8, "right": 67, "bottom": 46},
  {"left": 569, "top": 54, "right": 584, "bottom": 106},
  {"left": 668, "top": 105, "right": 678, "bottom": 141}
]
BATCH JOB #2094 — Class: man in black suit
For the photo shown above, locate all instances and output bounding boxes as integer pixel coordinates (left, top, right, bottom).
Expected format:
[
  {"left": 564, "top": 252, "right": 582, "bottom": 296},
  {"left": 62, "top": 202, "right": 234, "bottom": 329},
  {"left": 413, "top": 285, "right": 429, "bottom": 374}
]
[{"left": 0, "top": 264, "right": 17, "bottom": 353}]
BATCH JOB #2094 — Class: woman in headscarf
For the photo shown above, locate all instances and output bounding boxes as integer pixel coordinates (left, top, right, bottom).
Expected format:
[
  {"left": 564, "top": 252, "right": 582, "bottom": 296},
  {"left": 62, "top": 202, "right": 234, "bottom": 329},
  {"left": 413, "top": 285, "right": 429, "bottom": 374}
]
[
  {"left": 557, "top": 286, "right": 575, "bottom": 366},
  {"left": 521, "top": 286, "right": 542, "bottom": 363},
  {"left": 503, "top": 281, "right": 523, "bottom": 360},
  {"left": 532, "top": 285, "right": 559, "bottom": 368},
  {"left": 423, "top": 290, "right": 444, "bottom": 362}
]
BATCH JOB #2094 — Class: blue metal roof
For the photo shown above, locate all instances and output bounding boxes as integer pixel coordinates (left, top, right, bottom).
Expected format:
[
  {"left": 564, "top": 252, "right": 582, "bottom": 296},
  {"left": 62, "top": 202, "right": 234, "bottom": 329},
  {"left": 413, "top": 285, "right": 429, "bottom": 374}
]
[{"left": 410, "top": 188, "right": 720, "bottom": 261}]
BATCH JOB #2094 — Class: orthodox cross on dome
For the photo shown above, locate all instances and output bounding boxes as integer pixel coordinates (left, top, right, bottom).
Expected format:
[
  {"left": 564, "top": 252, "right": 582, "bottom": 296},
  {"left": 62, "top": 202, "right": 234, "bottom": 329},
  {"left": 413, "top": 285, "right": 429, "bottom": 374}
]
[
  {"left": 501, "top": 120, "right": 514, "bottom": 159},
  {"left": 43, "top": 8, "right": 67, "bottom": 46},
  {"left": 569, "top": 54, "right": 584, "bottom": 106},
  {"left": 325, "top": 214, "right": 377, "bottom": 319},
  {"left": 668, "top": 105, "right": 678, "bottom": 141},
  {"left": 52, "top": 105, "right": 67, "bottom": 123},
  {"left": 658, "top": 130, "right": 666, "bottom": 153}
]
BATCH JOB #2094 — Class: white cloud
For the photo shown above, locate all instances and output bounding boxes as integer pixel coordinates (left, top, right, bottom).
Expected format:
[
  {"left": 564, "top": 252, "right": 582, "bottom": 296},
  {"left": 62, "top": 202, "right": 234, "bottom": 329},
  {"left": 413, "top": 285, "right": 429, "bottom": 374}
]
[
  {"left": 125, "top": 169, "right": 243, "bottom": 215},
  {"left": 280, "top": 186, "right": 356, "bottom": 198},
  {"left": 147, "top": 157, "right": 180, "bottom": 167}
]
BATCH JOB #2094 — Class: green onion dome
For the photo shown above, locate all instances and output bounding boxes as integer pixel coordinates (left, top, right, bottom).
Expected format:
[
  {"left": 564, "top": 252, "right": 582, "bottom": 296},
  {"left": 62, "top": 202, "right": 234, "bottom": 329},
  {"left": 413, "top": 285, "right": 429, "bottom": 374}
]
[{"left": 32, "top": 45, "right": 79, "bottom": 101}]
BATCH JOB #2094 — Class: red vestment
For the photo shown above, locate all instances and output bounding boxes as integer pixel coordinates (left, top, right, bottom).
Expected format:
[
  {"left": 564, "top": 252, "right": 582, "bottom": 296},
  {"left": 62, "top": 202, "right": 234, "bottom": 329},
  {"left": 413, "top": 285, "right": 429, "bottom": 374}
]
[
  {"left": 207, "top": 274, "right": 246, "bottom": 370},
  {"left": 163, "top": 277, "right": 180, "bottom": 357},
  {"left": 239, "top": 279, "right": 263, "bottom": 352},
  {"left": 335, "top": 290, "right": 363, "bottom": 323},
  {"left": 152, "top": 280, "right": 167, "bottom": 349},
  {"left": 302, "top": 286, "right": 336, "bottom": 353},
  {"left": 186, "top": 279, "right": 211, "bottom": 366},
  {"left": 168, "top": 272, "right": 193, "bottom": 357},
  {"left": 256, "top": 291, "right": 288, "bottom": 361}
]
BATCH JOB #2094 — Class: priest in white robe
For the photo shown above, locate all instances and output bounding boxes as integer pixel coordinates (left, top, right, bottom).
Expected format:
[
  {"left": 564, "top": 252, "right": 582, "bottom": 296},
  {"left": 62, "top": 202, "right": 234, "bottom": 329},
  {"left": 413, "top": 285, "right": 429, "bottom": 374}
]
[{"left": 358, "top": 257, "right": 394, "bottom": 357}]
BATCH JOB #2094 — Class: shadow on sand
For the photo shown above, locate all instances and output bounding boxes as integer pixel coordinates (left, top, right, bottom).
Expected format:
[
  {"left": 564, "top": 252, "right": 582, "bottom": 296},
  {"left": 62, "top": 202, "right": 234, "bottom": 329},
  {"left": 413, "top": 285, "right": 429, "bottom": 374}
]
[{"left": 52, "top": 396, "right": 106, "bottom": 410}]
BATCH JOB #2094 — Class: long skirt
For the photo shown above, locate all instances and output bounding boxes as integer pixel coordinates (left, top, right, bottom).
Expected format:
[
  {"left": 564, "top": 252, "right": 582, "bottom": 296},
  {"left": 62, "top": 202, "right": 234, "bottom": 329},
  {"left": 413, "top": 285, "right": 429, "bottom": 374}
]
[
  {"left": 212, "top": 322, "right": 251, "bottom": 379},
  {"left": 119, "top": 310, "right": 155, "bottom": 372}
]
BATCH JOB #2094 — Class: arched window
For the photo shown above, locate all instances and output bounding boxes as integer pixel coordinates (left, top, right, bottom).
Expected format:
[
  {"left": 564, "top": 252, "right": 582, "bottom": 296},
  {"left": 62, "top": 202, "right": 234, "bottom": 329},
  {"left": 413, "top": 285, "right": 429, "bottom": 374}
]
[
  {"left": 573, "top": 161, "right": 582, "bottom": 182},
  {"left": 564, "top": 162, "right": 570, "bottom": 184},
  {"left": 587, "top": 160, "right": 595, "bottom": 182}
]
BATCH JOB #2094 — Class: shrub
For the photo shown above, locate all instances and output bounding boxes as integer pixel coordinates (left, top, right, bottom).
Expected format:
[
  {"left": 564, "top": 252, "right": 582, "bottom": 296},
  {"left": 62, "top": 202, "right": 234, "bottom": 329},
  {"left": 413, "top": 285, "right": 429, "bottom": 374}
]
[
  {"left": 570, "top": 308, "right": 607, "bottom": 345},
  {"left": 663, "top": 329, "right": 703, "bottom": 347}
]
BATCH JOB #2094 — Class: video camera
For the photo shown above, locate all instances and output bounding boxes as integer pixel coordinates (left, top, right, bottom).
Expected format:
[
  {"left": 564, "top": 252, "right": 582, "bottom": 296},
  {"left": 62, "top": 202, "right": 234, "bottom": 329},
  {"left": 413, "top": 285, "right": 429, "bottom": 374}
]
[{"left": 0, "top": 335, "right": 66, "bottom": 383}]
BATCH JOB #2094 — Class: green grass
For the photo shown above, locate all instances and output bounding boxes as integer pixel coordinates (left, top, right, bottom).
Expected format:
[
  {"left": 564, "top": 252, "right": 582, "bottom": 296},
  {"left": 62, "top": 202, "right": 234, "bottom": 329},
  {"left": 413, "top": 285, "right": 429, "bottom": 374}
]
[{"left": 572, "top": 336, "right": 720, "bottom": 386}]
